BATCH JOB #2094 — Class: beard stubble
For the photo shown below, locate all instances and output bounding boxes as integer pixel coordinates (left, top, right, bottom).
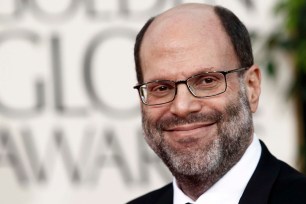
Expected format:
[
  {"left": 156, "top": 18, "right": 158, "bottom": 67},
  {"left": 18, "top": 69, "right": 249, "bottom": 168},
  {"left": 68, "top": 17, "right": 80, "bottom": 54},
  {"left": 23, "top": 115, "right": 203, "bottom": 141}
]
[{"left": 142, "top": 86, "right": 254, "bottom": 183}]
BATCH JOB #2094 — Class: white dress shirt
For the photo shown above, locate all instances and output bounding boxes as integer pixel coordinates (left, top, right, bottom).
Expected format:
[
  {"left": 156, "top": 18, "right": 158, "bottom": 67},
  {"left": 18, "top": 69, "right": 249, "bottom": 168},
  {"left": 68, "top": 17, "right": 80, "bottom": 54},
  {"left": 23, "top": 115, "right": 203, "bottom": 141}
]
[{"left": 173, "top": 135, "right": 262, "bottom": 204}]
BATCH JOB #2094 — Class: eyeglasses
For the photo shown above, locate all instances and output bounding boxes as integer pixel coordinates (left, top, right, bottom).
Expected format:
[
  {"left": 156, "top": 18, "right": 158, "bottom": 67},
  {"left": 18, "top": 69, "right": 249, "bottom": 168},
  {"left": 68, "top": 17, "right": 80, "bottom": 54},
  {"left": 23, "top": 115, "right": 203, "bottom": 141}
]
[{"left": 134, "top": 67, "right": 249, "bottom": 106}]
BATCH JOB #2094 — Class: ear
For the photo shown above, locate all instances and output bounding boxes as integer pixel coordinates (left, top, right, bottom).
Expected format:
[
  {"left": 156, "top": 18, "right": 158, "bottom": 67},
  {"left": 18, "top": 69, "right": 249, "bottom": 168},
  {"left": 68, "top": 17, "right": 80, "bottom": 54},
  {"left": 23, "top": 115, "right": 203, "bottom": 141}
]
[{"left": 244, "top": 64, "right": 261, "bottom": 113}]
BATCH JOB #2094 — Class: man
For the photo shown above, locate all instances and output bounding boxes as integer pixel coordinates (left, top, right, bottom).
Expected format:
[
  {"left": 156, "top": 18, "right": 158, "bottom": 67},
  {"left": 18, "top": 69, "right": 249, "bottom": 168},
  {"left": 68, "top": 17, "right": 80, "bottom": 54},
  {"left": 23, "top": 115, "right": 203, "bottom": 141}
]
[{"left": 128, "top": 3, "right": 306, "bottom": 204}]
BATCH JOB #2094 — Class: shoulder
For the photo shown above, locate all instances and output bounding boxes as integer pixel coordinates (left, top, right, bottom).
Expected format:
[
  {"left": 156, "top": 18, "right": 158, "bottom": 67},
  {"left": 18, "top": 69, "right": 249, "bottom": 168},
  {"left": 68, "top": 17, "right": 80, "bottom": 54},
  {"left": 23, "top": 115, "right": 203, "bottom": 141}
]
[
  {"left": 270, "top": 160, "right": 306, "bottom": 203},
  {"left": 240, "top": 141, "right": 306, "bottom": 204},
  {"left": 126, "top": 183, "right": 173, "bottom": 204}
]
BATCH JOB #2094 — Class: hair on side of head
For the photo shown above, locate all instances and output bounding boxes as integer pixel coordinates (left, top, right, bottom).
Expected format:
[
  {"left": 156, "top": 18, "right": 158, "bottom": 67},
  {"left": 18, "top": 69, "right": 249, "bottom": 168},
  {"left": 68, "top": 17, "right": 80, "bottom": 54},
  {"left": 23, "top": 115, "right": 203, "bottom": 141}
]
[
  {"left": 214, "top": 6, "right": 254, "bottom": 69},
  {"left": 134, "top": 17, "right": 155, "bottom": 84}
]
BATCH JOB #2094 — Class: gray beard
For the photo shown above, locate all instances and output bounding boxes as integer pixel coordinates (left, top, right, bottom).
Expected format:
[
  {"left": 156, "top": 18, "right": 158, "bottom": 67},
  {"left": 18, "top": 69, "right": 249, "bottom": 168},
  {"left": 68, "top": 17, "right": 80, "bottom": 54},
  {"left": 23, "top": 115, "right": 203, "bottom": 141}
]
[{"left": 142, "top": 85, "right": 254, "bottom": 183}]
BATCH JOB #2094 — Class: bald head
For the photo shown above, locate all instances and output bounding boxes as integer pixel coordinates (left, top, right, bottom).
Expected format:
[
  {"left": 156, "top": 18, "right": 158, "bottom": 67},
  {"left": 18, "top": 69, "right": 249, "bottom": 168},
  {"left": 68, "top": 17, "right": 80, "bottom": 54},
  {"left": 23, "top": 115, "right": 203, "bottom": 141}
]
[
  {"left": 150, "top": 4, "right": 222, "bottom": 34},
  {"left": 134, "top": 3, "right": 253, "bottom": 83},
  {"left": 151, "top": 3, "right": 217, "bottom": 30}
]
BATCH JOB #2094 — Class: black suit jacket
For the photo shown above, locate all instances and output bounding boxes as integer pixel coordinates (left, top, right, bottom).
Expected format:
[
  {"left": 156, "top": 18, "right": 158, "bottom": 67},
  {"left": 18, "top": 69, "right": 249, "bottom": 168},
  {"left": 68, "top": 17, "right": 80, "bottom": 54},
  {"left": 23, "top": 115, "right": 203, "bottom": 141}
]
[{"left": 127, "top": 142, "right": 306, "bottom": 204}]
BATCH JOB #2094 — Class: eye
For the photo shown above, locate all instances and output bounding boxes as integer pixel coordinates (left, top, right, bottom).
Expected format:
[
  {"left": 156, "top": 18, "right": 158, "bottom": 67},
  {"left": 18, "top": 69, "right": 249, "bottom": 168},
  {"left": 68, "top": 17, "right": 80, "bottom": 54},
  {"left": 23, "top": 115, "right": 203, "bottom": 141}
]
[
  {"left": 152, "top": 85, "right": 170, "bottom": 92},
  {"left": 191, "top": 74, "right": 222, "bottom": 89},
  {"left": 150, "top": 83, "right": 174, "bottom": 92},
  {"left": 147, "top": 82, "right": 175, "bottom": 96},
  {"left": 201, "top": 77, "right": 215, "bottom": 84},
  {"left": 197, "top": 76, "right": 218, "bottom": 86}
]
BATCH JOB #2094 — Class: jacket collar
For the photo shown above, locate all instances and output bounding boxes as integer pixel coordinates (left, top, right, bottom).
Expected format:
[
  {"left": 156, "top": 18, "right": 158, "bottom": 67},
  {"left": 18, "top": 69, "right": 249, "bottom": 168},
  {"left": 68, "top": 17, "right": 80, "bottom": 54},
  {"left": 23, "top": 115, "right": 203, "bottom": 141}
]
[
  {"left": 239, "top": 141, "right": 280, "bottom": 204},
  {"left": 155, "top": 183, "right": 173, "bottom": 204}
]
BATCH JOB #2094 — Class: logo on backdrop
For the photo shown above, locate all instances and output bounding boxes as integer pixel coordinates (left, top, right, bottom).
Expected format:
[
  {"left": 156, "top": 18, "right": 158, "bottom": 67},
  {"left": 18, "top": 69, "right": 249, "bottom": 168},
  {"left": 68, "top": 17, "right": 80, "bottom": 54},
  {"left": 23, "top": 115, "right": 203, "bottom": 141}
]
[{"left": 0, "top": 0, "right": 219, "bottom": 186}]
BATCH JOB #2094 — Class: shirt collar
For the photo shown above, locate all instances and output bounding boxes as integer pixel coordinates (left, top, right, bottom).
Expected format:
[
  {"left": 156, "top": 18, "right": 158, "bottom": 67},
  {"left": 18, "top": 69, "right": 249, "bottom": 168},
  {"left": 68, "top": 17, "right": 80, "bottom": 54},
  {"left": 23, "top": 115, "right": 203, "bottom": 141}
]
[{"left": 173, "top": 134, "right": 262, "bottom": 204}]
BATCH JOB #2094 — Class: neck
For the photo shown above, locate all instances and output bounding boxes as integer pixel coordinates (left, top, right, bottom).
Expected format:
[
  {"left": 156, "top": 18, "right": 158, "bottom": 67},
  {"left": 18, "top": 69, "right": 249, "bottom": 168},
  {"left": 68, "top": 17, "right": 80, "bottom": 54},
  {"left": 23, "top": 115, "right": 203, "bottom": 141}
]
[
  {"left": 176, "top": 175, "right": 219, "bottom": 200},
  {"left": 174, "top": 162, "right": 231, "bottom": 201}
]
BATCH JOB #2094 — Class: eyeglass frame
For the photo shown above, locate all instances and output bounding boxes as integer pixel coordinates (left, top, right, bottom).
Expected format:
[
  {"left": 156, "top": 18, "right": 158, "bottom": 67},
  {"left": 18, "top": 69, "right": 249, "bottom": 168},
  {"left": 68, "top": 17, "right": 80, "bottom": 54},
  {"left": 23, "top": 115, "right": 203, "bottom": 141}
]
[{"left": 133, "top": 67, "right": 250, "bottom": 106}]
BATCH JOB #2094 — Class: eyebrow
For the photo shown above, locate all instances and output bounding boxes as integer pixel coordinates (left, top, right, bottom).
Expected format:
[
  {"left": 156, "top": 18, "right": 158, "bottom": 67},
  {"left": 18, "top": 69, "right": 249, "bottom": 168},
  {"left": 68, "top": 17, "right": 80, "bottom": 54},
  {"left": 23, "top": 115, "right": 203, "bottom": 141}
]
[
  {"left": 192, "top": 67, "right": 215, "bottom": 74},
  {"left": 145, "top": 67, "right": 217, "bottom": 82}
]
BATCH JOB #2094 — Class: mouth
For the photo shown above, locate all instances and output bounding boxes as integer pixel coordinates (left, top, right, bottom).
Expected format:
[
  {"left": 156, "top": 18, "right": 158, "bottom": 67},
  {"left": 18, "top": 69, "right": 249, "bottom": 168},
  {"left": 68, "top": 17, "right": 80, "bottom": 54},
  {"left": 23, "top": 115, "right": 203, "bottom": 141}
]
[
  {"left": 163, "top": 122, "right": 216, "bottom": 141},
  {"left": 166, "top": 122, "right": 215, "bottom": 131}
]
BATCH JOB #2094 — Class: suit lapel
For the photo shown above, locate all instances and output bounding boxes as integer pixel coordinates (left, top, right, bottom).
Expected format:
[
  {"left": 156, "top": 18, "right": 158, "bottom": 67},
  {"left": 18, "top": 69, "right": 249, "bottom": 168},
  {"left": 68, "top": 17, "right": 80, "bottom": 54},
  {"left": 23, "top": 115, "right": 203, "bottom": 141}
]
[
  {"left": 239, "top": 141, "right": 281, "bottom": 204},
  {"left": 155, "top": 184, "right": 173, "bottom": 204}
]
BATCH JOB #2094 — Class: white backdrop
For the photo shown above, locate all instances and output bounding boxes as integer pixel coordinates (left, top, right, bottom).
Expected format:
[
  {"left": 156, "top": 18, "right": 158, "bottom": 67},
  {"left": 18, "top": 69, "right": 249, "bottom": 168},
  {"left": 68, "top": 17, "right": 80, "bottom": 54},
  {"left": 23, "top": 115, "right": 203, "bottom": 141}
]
[{"left": 0, "top": 0, "right": 298, "bottom": 203}]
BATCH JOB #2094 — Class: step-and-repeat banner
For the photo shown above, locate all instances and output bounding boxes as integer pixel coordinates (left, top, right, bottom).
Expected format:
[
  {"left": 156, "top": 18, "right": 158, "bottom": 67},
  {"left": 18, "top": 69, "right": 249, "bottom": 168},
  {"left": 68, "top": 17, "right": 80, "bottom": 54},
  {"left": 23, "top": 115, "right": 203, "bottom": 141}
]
[{"left": 0, "top": 0, "right": 298, "bottom": 203}]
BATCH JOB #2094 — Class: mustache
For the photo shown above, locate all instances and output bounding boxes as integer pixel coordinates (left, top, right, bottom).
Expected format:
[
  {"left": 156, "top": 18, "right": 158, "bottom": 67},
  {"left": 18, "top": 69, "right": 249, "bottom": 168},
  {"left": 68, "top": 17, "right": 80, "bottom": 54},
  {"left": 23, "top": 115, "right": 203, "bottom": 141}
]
[{"left": 156, "top": 110, "right": 223, "bottom": 131}]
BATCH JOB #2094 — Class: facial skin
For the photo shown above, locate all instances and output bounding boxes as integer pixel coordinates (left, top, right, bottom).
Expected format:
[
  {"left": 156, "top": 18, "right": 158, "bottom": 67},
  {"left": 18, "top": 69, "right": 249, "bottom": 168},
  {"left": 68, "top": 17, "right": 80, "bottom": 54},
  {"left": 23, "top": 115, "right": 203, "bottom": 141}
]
[{"left": 139, "top": 4, "right": 261, "bottom": 201}]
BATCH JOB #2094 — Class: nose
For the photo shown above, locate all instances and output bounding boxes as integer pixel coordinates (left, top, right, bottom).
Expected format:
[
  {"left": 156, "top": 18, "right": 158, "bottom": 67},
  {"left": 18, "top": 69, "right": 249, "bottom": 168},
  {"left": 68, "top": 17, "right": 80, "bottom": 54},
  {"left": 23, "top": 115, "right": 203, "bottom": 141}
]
[{"left": 169, "top": 84, "right": 202, "bottom": 118}]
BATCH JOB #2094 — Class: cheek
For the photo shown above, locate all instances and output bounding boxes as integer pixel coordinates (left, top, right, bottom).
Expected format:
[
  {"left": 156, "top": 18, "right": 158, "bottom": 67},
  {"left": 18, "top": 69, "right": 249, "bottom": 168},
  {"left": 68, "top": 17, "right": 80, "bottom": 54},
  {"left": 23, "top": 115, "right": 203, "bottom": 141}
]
[
  {"left": 204, "top": 95, "right": 232, "bottom": 113},
  {"left": 221, "top": 80, "right": 244, "bottom": 104},
  {"left": 225, "top": 78, "right": 241, "bottom": 94},
  {"left": 142, "top": 105, "right": 169, "bottom": 123}
]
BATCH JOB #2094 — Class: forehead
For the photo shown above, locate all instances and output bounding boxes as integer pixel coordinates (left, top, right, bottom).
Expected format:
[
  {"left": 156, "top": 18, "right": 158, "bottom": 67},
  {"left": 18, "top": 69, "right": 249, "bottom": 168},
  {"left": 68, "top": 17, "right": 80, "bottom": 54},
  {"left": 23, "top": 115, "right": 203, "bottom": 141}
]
[{"left": 140, "top": 5, "right": 238, "bottom": 82}]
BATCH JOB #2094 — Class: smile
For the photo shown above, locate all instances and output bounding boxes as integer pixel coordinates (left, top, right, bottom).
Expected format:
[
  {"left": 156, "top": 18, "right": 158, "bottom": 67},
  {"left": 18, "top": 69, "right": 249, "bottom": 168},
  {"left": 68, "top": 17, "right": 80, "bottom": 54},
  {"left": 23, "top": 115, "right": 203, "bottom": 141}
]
[
  {"left": 166, "top": 123, "right": 215, "bottom": 131},
  {"left": 164, "top": 122, "right": 216, "bottom": 140}
]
